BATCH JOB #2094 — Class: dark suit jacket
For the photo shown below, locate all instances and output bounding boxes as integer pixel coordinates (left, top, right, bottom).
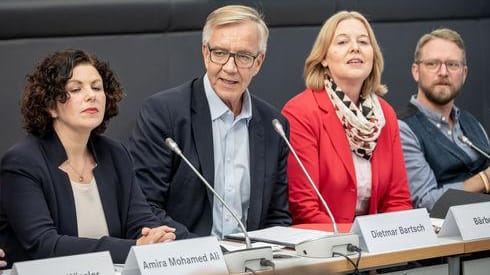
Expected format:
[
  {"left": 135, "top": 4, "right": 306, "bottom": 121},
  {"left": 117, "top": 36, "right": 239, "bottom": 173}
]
[
  {"left": 0, "top": 133, "right": 161, "bottom": 268},
  {"left": 128, "top": 77, "right": 292, "bottom": 239}
]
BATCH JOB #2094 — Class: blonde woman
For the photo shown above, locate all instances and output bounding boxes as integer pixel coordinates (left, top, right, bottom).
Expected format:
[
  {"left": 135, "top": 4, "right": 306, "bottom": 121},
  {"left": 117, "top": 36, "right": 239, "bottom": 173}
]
[{"left": 282, "top": 11, "right": 412, "bottom": 225}]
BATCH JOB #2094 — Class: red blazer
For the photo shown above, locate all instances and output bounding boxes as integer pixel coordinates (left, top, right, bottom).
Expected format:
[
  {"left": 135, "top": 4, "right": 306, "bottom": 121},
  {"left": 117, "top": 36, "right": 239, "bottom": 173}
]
[{"left": 282, "top": 88, "right": 412, "bottom": 224}]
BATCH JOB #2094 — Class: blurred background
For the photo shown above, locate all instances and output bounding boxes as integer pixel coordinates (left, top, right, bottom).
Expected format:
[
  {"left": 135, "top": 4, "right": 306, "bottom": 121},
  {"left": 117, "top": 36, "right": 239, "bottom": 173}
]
[{"left": 0, "top": 0, "right": 488, "bottom": 155}]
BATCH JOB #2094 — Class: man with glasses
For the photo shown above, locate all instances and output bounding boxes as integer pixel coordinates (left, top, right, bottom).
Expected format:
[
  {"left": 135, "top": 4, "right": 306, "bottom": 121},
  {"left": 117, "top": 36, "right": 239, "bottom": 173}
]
[
  {"left": 129, "top": 5, "right": 291, "bottom": 239},
  {"left": 398, "top": 28, "right": 489, "bottom": 211}
]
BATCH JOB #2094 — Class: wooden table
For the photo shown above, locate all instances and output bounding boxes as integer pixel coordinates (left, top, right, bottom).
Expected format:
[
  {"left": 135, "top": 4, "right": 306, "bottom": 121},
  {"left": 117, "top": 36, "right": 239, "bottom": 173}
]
[{"left": 271, "top": 237, "right": 464, "bottom": 274}]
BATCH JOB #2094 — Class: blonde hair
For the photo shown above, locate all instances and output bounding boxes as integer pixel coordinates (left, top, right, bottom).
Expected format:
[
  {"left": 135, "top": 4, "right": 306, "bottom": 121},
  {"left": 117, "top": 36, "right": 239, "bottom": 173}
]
[
  {"left": 414, "top": 28, "right": 466, "bottom": 64},
  {"left": 202, "top": 5, "right": 269, "bottom": 54},
  {"left": 304, "top": 11, "right": 387, "bottom": 96}
]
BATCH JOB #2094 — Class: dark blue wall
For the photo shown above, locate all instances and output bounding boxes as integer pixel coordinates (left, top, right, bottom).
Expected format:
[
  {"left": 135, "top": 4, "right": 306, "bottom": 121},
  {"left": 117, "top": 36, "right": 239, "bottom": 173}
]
[{"left": 0, "top": 0, "right": 488, "bottom": 155}]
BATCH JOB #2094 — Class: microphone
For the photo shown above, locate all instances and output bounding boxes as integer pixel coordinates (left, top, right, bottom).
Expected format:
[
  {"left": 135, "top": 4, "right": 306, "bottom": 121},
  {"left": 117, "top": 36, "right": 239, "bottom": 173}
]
[
  {"left": 272, "top": 119, "right": 339, "bottom": 233},
  {"left": 272, "top": 119, "right": 359, "bottom": 258},
  {"left": 458, "top": 135, "right": 490, "bottom": 159},
  {"left": 164, "top": 137, "right": 273, "bottom": 273}
]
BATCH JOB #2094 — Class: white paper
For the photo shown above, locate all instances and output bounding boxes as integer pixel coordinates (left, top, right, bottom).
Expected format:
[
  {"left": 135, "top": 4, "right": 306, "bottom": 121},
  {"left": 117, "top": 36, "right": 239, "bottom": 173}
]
[
  {"left": 225, "top": 226, "right": 332, "bottom": 248},
  {"left": 219, "top": 240, "right": 284, "bottom": 252}
]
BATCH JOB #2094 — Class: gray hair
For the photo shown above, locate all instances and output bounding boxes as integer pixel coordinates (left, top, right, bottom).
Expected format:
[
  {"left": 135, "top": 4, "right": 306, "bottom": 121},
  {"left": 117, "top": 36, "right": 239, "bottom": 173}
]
[{"left": 202, "top": 5, "right": 269, "bottom": 54}]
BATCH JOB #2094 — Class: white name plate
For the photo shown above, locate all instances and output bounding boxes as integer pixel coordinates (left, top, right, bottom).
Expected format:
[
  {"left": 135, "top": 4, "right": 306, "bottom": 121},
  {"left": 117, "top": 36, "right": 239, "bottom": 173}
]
[
  {"left": 438, "top": 201, "right": 490, "bottom": 240},
  {"left": 11, "top": 251, "right": 114, "bottom": 275},
  {"left": 351, "top": 208, "right": 437, "bottom": 253},
  {"left": 122, "top": 236, "right": 228, "bottom": 275}
]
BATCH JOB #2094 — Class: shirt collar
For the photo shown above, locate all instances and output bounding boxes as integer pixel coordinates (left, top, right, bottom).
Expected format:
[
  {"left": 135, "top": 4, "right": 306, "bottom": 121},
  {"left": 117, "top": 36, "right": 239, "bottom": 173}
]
[
  {"left": 203, "top": 73, "right": 252, "bottom": 122},
  {"left": 410, "top": 95, "right": 460, "bottom": 124}
]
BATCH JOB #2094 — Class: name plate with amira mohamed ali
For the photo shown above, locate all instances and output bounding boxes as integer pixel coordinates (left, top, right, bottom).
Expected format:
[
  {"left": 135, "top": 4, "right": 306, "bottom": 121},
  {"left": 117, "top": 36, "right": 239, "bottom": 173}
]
[
  {"left": 438, "top": 201, "right": 490, "bottom": 240},
  {"left": 351, "top": 208, "right": 437, "bottom": 253},
  {"left": 122, "top": 236, "right": 228, "bottom": 275},
  {"left": 11, "top": 251, "right": 114, "bottom": 275}
]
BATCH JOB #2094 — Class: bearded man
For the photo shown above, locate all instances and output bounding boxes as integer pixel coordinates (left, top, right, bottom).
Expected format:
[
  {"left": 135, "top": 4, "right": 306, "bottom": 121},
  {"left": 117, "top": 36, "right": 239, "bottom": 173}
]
[{"left": 398, "top": 28, "right": 489, "bottom": 211}]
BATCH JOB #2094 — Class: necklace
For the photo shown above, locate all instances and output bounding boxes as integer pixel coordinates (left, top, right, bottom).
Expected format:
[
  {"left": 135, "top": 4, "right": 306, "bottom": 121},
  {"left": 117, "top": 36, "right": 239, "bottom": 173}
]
[{"left": 66, "top": 157, "right": 88, "bottom": 182}]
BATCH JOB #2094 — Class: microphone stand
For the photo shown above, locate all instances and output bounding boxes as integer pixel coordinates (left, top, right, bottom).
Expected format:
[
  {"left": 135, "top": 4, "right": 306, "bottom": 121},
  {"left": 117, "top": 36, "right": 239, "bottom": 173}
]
[
  {"left": 164, "top": 138, "right": 273, "bottom": 273},
  {"left": 459, "top": 135, "right": 490, "bottom": 159},
  {"left": 272, "top": 119, "right": 359, "bottom": 258}
]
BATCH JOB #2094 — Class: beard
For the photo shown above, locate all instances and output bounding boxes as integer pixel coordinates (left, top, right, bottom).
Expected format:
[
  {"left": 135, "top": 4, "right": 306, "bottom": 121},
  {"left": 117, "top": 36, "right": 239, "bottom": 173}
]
[{"left": 419, "top": 78, "right": 462, "bottom": 106}]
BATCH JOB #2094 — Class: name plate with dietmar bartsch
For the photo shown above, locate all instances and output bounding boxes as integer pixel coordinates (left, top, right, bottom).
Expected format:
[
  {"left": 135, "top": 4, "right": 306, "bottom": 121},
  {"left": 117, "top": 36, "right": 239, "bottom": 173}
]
[
  {"left": 11, "top": 251, "right": 115, "bottom": 275},
  {"left": 122, "top": 236, "right": 228, "bottom": 275},
  {"left": 351, "top": 208, "right": 437, "bottom": 253},
  {"left": 438, "top": 201, "right": 490, "bottom": 240}
]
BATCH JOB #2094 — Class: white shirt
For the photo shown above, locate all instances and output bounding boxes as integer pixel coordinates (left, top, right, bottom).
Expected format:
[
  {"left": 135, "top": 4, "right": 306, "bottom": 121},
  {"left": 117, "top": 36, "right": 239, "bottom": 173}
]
[
  {"left": 71, "top": 178, "right": 109, "bottom": 239},
  {"left": 352, "top": 152, "right": 372, "bottom": 215},
  {"left": 204, "top": 74, "right": 252, "bottom": 239}
]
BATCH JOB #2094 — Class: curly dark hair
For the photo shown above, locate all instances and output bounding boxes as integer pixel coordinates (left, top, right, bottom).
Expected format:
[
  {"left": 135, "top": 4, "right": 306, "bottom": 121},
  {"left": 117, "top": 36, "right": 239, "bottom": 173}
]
[{"left": 21, "top": 49, "right": 124, "bottom": 137}]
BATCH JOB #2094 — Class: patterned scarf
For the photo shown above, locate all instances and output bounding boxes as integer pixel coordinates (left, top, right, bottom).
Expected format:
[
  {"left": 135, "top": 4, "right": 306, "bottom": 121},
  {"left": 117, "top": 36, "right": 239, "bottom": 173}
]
[{"left": 325, "top": 78, "right": 385, "bottom": 160}]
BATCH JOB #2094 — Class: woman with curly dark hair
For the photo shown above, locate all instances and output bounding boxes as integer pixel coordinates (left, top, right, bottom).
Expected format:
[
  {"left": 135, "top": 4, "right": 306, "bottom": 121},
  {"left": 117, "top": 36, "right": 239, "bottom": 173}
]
[{"left": 0, "top": 49, "right": 175, "bottom": 268}]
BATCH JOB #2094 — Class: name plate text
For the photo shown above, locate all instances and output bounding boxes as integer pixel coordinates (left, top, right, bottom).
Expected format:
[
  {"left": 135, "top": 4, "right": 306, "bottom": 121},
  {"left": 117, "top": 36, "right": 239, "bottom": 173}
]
[
  {"left": 11, "top": 251, "right": 114, "bottom": 275},
  {"left": 122, "top": 236, "right": 228, "bottom": 275},
  {"left": 438, "top": 201, "right": 490, "bottom": 240},
  {"left": 351, "top": 208, "right": 437, "bottom": 253}
]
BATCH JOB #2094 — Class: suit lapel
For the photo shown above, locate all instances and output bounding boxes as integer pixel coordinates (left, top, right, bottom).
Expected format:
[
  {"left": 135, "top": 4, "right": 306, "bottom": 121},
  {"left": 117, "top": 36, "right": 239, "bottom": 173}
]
[
  {"left": 190, "top": 78, "right": 215, "bottom": 206},
  {"left": 247, "top": 97, "right": 264, "bottom": 229},
  {"left": 40, "top": 134, "right": 79, "bottom": 236},
  {"left": 313, "top": 91, "right": 356, "bottom": 184},
  {"left": 89, "top": 139, "right": 120, "bottom": 237},
  {"left": 42, "top": 135, "right": 121, "bottom": 237}
]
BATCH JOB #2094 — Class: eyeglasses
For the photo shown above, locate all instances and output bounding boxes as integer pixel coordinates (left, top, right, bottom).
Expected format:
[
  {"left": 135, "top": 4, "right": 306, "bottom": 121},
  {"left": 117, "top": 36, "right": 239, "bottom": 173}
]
[
  {"left": 416, "top": 59, "right": 465, "bottom": 72},
  {"left": 207, "top": 44, "right": 259, "bottom": 69}
]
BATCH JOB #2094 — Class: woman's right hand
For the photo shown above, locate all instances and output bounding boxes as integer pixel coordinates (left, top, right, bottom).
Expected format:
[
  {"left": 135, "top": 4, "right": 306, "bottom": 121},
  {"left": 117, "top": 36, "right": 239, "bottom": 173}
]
[
  {"left": 136, "top": 225, "right": 176, "bottom": 246},
  {"left": 0, "top": 248, "right": 6, "bottom": 268}
]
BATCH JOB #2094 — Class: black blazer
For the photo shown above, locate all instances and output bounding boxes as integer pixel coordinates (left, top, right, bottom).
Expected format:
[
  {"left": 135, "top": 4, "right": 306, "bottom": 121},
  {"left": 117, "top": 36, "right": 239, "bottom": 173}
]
[
  {"left": 0, "top": 133, "right": 161, "bottom": 267},
  {"left": 128, "top": 77, "right": 292, "bottom": 239}
]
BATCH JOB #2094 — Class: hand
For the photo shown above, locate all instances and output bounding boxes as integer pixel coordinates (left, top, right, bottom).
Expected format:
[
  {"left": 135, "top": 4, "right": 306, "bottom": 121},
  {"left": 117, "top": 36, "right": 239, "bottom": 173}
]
[
  {"left": 0, "top": 248, "right": 6, "bottom": 268},
  {"left": 464, "top": 167, "right": 490, "bottom": 193},
  {"left": 483, "top": 167, "right": 490, "bottom": 193},
  {"left": 136, "top": 225, "right": 176, "bottom": 245}
]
